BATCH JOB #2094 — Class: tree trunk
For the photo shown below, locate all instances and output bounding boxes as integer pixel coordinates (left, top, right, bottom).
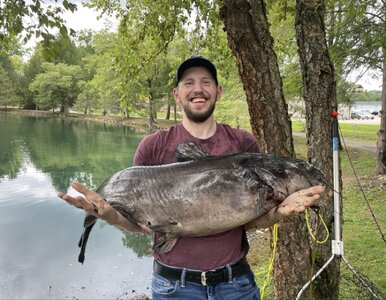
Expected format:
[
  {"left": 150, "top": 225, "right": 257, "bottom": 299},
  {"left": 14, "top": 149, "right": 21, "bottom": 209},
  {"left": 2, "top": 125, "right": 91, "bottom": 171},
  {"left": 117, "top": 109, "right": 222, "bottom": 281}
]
[
  {"left": 219, "top": 0, "right": 293, "bottom": 156},
  {"left": 295, "top": 0, "right": 340, "bottom": 298},
  {"left": 376, "top": 48, "right": 386, "bottom": 175},
  {"left": 148, "top": 96, "right": 155, "bottom": 129},
  {"left": 219, "top": 1, "right": 316, "bottom": 298},
  {"left": 124, "top": 106, "right": 130, "bottom": 118},
  {"left": 166, "top": 104, "right": 171, "bottom": 120}
]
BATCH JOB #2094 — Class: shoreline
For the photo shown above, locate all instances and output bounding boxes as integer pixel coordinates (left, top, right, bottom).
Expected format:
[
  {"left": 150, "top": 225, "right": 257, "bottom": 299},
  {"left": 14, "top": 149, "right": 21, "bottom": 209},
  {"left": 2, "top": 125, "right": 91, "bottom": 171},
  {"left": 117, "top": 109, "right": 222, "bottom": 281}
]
[
  {"left": 2, "top": 108, "right": 381, "bottom": 127},
  {"left": 0, "top": 108, "right": 179, "bottom": 130}
]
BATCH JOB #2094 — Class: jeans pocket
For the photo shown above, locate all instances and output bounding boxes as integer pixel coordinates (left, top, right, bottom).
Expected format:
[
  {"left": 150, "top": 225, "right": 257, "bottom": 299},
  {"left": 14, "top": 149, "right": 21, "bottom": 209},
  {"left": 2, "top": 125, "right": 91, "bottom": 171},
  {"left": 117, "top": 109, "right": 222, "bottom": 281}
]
[
  {"left": 152, "top": 273, "right": 179, "bottom": 296},
  {"left": 233, "top": 270, "right": 257, "bottom": 290}
]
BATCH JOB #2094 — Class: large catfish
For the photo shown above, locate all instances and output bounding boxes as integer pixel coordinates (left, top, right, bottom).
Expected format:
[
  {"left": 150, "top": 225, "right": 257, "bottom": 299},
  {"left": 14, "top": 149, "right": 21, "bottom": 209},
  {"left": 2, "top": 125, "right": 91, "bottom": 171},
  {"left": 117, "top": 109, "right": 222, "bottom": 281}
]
[{"left": 77, "top": 142, "right": 325, "bottom": 264}]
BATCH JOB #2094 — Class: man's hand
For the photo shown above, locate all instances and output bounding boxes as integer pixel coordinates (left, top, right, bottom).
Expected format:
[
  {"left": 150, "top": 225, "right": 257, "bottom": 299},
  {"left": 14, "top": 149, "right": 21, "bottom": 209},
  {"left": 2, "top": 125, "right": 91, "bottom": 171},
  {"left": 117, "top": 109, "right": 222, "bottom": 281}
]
[
  {"left": 244, "top": 185, "right": 324, "bottom": 230},
  {"left": 276, "top": 185, "right": 324, "bottom": 217},
  {"left": 58, "top": 181, "right": 119, "bottom": 224},
  {"left": 58, "top": 181, "right": 150, "bottom": 233}
]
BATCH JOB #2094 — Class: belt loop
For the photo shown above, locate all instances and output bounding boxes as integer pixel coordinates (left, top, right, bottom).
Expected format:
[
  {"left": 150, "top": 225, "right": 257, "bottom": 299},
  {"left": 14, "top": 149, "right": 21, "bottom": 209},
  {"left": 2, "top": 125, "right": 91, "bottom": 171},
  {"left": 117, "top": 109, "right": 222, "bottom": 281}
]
[
  {"left": 226, "top": 264, "right": 232, "bottom": 283},
  {"left": 180, "top": 268, "right": 187, "bottom": 287}
]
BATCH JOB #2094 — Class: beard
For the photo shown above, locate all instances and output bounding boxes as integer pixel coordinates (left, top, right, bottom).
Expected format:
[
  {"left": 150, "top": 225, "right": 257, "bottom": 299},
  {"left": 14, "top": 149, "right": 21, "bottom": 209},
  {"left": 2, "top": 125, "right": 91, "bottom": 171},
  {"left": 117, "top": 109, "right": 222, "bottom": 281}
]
[
  {"left": 181, "top": 100, "right": 216, "bottom": 123},
  {"left": 180, "top": 90, "right": 217, "bottom": 123}
]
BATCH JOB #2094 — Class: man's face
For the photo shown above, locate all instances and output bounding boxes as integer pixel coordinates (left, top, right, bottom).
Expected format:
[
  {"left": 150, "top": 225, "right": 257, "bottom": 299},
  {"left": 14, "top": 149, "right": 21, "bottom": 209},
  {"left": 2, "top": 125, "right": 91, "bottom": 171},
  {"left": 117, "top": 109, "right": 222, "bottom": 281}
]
[{"left": 173, "top": 66, "right": 222, "bottom": 123}]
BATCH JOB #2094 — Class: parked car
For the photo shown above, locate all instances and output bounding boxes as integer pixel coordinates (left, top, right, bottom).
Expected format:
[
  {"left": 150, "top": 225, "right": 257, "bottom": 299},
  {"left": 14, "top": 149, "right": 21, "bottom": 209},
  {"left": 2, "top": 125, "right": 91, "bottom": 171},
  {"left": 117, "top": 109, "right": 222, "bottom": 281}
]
[
  {"left": 359, "top": 111, "right": 375, "bottom": 120},
  {"left": 351, "top": 112, "right": 361, "bottom": 119},
  {"left": 351, "top": 111, "right": 375, "bottom": 120},
  {"left": 371, "top": 110, "right": 381, "bottom": 116}
]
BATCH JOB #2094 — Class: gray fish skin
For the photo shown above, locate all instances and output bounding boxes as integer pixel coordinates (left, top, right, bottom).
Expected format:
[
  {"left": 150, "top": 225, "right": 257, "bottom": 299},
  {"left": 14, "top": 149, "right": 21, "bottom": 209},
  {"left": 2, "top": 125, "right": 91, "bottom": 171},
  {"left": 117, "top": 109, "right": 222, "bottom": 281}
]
[
  {"left": 100, "top": 153, "right": 324, "bottom": 233},
  {"left": 77, "top": 144, "right": 325, "bottom": 262}
]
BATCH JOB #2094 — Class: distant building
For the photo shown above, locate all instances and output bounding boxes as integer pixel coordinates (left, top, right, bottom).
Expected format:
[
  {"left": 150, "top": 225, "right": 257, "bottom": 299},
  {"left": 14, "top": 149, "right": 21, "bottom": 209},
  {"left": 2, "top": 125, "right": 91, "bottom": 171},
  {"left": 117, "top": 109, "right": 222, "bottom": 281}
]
[{"left": 353, "top": 84, "right": 364, "bottom": 93}]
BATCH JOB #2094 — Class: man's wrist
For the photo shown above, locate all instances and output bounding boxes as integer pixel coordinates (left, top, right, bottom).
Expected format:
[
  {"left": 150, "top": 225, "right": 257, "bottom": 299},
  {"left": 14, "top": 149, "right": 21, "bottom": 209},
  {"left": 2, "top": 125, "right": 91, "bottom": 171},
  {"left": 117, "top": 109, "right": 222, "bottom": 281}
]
[
  {"left": 270, "top": 206, "right": 284, "bottom": 223},
  {"left": 244, "top": 205, "right": 284, "bottom": 231}
]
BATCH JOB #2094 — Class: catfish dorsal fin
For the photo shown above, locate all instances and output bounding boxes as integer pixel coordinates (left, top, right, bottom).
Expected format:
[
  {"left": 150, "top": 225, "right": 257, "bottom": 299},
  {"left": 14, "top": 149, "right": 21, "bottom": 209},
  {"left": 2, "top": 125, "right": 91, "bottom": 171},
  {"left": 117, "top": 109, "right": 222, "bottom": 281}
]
[{"left": 175, "top": 142, "right": 210, "bottom": 162}]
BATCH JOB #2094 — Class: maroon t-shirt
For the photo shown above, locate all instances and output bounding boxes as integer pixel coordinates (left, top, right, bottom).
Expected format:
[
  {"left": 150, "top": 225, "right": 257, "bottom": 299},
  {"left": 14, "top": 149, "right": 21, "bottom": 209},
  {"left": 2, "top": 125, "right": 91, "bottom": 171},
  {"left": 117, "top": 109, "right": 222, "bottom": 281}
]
[{"left": 133, "top": 123, "right": 260, "bottom": 270}]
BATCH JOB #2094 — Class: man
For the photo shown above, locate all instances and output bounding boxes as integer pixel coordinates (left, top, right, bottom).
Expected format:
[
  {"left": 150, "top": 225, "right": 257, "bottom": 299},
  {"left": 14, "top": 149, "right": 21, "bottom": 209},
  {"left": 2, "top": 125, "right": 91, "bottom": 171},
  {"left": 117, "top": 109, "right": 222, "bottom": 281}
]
[{"left": 58, "top": 56, "right": 324, "bottom": 299}]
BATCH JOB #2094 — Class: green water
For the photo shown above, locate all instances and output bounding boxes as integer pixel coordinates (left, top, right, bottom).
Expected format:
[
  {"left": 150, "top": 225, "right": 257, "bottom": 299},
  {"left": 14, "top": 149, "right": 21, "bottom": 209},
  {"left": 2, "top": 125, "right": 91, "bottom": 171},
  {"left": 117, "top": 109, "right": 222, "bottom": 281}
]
[{"left": 0, "top": 113, "right": 153, "bottom": 299}]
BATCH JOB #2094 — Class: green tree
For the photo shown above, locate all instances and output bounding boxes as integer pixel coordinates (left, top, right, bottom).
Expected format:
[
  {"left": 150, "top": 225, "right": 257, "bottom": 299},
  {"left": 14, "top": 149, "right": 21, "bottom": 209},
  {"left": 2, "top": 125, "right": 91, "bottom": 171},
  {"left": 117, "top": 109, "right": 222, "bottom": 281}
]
[
  {"left": 0, "top": 54, "right": 21, "bottom": 108},
  {"left": 18, "top": 44, "right": 46, "bottom": 109},
  {"left": 75, "top": 80, "right": 99, "bottom": 114},
  {"left": 266, "top": 0, "right": 303, "bottom": 100},
  {"left": 114, "top": 16, "right": 177, "bottom": 126},
  {"left": 0, "top": 0, "right": 76, "bottom": 55},
  {"left": 29, "top": 62, "right": 81, "bottom": 112},
  {"left": 325, "top": 0, "right": 385, "bottom": 174},
  {"left": 0, "top": 65, "right": 17, "bottom": 108},
  {"left": 81, "top": 31, "right": 122, "bottom": 115},
  {"left": 42, "top": 34, "right": 82, "bottom": 65},
  {"left": 19, "top": 35, "right": 81, "bottom": 110}
]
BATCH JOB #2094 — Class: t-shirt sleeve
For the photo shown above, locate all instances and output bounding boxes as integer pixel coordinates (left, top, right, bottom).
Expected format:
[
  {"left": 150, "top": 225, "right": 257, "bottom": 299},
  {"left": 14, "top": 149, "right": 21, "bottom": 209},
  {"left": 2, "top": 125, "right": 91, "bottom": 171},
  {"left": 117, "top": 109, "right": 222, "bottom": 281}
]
[
  {"left": 244, "top": 134, "right": 260, "bottom": 153},
  {"left": 237, "top": 129, "right": 261, "bottom": 153},
  {"left": 133, "top": 134, "right": 158, "bottom": 166}
]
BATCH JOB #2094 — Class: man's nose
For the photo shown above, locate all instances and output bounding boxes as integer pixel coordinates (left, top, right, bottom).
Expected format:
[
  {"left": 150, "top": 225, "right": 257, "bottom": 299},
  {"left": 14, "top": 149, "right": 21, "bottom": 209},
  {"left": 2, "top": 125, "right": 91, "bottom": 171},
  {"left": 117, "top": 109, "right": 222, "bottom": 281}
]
[{"left": 192, "top": 82, "right": 204, "bottom": 92}]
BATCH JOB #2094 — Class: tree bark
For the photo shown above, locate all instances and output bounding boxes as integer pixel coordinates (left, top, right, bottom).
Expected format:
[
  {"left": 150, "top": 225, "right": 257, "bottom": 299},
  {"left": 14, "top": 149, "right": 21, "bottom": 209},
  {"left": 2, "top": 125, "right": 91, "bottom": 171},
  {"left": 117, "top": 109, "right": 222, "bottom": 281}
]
[
  {"left": 296, "top": 0, "right": 340, "bottom": 298},
  {"left": 219, "top": 1, "right": 316, "bottom": 298},
  {"left": 376, "top": 48, "right": 386, "bottom": 175},
  {"left": 219, "top": 0, "right": 294, "bottom": 156}
]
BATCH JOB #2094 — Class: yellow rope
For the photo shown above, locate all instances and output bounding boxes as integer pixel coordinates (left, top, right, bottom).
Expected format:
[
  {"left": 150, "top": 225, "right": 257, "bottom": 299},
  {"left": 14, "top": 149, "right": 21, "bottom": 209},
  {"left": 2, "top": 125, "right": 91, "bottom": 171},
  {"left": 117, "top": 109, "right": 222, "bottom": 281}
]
[
  {"left": 260, "top": 223, "right": 278, "bottom": 299},
  {"left": 305, "top": 208, "right": 330, "bottom": 244},
  {"left": 259, "top": 209, "right": 328, "bottom": 299}
]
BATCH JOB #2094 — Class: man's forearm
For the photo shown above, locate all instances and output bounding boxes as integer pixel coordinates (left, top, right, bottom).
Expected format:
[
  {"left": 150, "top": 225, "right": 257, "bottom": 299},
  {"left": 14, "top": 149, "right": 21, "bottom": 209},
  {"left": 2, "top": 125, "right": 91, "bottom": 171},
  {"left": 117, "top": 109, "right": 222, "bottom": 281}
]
[
  {"left": 244, "top": 206, "right": 284, "bottom": 231},
  {"left": 244, "top": 185, "right": 324, "bottom": 230}
]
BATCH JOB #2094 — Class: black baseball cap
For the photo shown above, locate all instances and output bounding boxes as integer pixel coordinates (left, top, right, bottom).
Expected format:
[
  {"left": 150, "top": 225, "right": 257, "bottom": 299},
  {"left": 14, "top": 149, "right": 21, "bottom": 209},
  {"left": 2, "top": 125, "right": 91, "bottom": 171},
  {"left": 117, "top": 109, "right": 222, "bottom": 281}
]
[{"left": 176, "top": 55, "right": 218, "bottom": 86}]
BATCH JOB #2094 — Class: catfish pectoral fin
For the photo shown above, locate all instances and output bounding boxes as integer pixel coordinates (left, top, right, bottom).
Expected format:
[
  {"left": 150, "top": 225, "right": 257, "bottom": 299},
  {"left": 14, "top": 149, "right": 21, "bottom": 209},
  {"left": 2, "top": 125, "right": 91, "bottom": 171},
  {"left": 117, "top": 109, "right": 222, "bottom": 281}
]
[
  {"left": 84, "top": 214, "right": 98, "bottom": 227},
  {"left": 78, "top": 218, "right": 97, "bottom": 264},
  {"left": 153, "top": 234, "right": 179, "bottom": 254}
]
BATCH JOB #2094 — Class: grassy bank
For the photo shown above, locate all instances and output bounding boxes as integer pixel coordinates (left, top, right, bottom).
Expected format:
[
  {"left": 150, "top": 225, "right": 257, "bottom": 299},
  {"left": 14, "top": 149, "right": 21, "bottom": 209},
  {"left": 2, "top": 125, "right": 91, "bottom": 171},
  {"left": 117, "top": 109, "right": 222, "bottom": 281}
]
[
  {"left": 248, "top": 136, "right": 386, "bottom": 299},
  {"left": 292, "top": 120, "right": 379, "bottom": 144}
]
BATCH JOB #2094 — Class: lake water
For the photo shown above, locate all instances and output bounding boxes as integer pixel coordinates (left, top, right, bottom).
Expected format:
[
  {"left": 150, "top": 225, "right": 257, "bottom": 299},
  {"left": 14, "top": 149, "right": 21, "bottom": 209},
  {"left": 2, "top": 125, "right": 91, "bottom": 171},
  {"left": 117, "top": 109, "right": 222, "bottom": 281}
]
[{"left": 0, "top": 113, "right": 153, "bottom": 299}]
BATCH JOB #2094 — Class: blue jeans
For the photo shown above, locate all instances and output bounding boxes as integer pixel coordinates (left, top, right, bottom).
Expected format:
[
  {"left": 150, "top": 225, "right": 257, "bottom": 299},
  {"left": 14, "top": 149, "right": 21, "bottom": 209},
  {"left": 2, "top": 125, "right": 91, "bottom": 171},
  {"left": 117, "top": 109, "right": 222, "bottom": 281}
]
[{"left": 151, "top": 268, "right": 260, "bottom": 300}]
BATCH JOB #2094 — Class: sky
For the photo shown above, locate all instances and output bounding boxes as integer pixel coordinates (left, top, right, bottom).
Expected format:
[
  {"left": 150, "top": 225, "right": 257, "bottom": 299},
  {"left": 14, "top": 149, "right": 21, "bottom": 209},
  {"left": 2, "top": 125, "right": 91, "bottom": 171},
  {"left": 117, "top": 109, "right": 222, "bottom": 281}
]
[
  {"left": 61, "top": 4, "right": 118, "bottom": 32},
  {"left": 347, "top": 68, "right": 383, "bottom": 91}
]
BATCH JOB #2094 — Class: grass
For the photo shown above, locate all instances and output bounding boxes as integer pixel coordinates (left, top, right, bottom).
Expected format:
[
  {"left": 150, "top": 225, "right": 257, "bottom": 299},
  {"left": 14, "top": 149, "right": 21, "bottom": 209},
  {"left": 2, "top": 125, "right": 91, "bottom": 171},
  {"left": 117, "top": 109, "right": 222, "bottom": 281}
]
[
  {"left": 292, "top": 120, "right": 379, "bottom": 144},
  {"left": 248, "top": 134, "right": 386, "bottom": 299},
  {"left": 340, "top": 184, "right": 386, "bottom": 297}
]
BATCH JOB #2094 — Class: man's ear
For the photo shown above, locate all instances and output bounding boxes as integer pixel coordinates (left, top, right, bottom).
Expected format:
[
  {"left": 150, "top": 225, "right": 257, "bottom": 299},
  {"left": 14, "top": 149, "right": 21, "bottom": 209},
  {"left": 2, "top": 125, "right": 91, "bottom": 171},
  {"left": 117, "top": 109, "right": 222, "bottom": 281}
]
[
  {"left": 216, "top": 85, "right": 223, "bottom": 101},
  {"left": 172, "top": 87, "right": 180, "bottom": 104}
]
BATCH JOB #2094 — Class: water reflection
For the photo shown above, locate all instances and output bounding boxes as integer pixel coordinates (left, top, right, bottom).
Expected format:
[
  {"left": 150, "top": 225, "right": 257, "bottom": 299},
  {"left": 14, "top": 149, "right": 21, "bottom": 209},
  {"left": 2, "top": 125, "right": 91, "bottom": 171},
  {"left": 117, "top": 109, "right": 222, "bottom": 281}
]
[{"left": 0, "top": 113, "right": 153, "bottom": 299}]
